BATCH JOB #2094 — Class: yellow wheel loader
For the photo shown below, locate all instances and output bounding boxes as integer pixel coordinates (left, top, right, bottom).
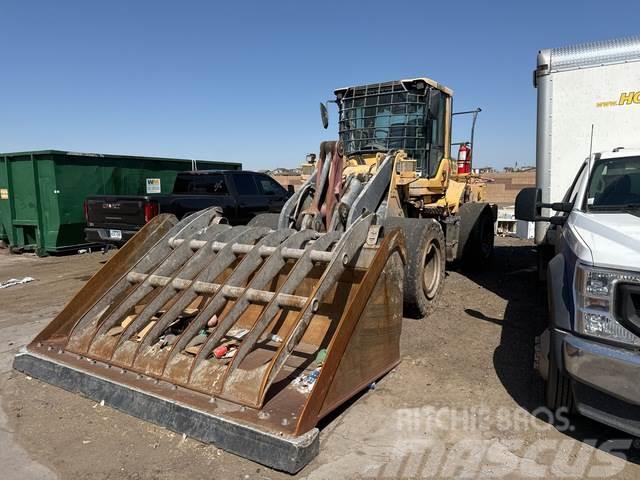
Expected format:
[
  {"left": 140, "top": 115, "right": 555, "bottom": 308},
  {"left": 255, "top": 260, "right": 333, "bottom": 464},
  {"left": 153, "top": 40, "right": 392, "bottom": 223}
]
[{"left": 14, "top": 78, "right": 495, "bottom": 473}]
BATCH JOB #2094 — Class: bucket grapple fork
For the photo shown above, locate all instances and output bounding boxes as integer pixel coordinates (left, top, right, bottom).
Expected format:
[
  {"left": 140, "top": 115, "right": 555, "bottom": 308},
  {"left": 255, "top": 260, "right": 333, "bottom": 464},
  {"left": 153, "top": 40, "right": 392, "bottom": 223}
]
[{"left": 15, "top": 206, "right": 406, "bottom": 473}]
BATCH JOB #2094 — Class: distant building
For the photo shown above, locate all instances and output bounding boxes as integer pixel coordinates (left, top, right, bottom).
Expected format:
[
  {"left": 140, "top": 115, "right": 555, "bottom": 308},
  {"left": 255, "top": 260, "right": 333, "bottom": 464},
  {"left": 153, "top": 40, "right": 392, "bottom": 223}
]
[
  {"left": 472, "top": 166, "right": 496, "bottom": 174},
  {"left": 503, "top": 166, "right": 535, "bottom": 173},
  {"left": 265, "top": 167, "right": 302, "bottom": 176}
]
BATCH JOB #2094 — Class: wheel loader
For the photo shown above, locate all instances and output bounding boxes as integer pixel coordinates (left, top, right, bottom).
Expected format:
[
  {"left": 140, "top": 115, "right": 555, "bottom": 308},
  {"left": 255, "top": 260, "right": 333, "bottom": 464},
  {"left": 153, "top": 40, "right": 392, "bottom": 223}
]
[{"left": 13, "top": 78, "right": 495, "bottom": 473}]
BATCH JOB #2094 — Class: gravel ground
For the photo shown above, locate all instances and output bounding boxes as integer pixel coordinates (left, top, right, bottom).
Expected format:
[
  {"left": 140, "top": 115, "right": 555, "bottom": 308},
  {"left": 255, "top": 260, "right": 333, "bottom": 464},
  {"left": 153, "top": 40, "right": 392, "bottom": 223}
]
[{"left": 1, "top": 238, "right": 639, "bottom": 479}]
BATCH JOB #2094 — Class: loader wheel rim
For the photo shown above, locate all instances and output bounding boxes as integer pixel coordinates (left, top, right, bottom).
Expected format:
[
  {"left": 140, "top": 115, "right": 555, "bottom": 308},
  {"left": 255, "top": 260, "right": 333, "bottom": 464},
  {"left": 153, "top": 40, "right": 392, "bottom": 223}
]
[{"left": 422, "top": 241, "right": 442, "bottom": 300}]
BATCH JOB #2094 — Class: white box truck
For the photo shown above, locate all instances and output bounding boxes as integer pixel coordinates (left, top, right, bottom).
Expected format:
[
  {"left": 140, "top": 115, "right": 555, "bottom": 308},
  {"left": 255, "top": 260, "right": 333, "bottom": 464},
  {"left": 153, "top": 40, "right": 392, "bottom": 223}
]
[
  {"left": 534, "top": 36, "right": 640, "bottom": 249},
  {"left": 516, "top": 36, "right": 640, "bottom": 436}
]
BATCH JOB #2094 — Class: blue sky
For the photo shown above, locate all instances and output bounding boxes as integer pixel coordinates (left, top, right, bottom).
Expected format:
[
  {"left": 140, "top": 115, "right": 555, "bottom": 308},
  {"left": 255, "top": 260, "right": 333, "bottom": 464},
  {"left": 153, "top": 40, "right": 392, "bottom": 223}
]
[{"left": 1, "top": 1, "right": 639, "bottom": 170}]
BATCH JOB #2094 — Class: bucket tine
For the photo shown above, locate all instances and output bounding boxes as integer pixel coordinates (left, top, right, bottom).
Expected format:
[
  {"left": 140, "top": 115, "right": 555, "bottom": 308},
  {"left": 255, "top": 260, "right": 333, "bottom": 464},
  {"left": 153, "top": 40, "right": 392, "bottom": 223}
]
[
  {"left": 218, "top": 215, "right": 374, "bottom": 405},
  {"left": 138, "top": 227, "right": 296, "bottom": 355},
  {"left": 198, "top": 229, "right": 342, "bottom": 380},
  {"left": 187, "top": 229, "right": 331, "bottom": 374},
  {"left": 66, "top": 208, "right": 222, "bottom": 353},
  {"left": 161, "top": 229, "right": 317, "bottom": 374},
  {"left": 107, "top": 226, "right": 271, "bottom": 366},
  {"left": 114, "top": 227, "right": 266, "bottom": 347},
  {"left": 32, "top": 214, "right": 177, "bottom": 347},
  {"left": 86, "top": 223, "right": 225, "bottom": 358}
]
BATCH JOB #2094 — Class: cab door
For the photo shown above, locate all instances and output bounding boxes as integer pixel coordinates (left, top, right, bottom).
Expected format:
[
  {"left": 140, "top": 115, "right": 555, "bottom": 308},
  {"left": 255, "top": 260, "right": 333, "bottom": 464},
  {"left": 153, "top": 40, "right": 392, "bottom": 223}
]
[
  {"left": 230, "top": 173, "right": 269, "bottom": 224},
  {"left": 255, "top": 174, "right": 289, "bottom": 212},
  {"left": 425, "top": 89, "right": 447, "bottom": 177}
]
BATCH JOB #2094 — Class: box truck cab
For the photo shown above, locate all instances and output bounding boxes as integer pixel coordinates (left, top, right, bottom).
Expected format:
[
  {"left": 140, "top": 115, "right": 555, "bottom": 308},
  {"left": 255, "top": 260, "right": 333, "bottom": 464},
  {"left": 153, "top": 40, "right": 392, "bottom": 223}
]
[{"left": 517, "top": 148, "right": 640, "bottom": 434}]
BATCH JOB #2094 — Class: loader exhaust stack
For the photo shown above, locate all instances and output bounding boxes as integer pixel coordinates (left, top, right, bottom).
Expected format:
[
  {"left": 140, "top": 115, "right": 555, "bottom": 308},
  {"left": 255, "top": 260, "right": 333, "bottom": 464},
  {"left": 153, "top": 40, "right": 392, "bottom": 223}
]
[{"left": 14, "top": 207, "right": 406, "bottom": 472}]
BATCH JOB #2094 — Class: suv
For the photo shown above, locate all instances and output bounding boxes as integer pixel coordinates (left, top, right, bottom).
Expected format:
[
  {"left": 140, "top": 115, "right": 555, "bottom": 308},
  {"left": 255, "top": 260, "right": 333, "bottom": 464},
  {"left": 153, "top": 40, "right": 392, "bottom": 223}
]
[{"left": 517, "top": 148, "right": 640, "bottom": 434}]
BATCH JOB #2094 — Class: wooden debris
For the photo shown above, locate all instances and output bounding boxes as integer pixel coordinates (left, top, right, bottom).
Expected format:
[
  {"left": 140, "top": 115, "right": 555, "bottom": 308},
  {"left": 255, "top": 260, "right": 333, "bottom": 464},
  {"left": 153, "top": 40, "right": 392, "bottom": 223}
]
[
  {"left": 181, "top": 308, "right": 199, "bottom": 318},
  {"left": 136, "top": 320, "right": 157, "bottom": 341},
  {"left": 106, "top": 314, "right": 137, "bottom": 336}
]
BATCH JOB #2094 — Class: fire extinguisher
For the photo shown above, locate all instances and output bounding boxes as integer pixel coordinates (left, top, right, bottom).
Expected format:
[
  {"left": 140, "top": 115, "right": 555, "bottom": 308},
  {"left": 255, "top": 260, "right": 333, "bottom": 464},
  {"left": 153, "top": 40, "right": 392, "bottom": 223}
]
[{"left": 457, "top": 143, "right": 472, "bottom": 174}]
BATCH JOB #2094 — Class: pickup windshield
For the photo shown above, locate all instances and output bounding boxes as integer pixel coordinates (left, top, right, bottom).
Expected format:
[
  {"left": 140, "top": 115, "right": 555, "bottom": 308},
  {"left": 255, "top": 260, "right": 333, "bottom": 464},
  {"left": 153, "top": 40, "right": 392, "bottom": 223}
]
[{"left": 586, "top": 156, "right": 640, "bottom": 211}]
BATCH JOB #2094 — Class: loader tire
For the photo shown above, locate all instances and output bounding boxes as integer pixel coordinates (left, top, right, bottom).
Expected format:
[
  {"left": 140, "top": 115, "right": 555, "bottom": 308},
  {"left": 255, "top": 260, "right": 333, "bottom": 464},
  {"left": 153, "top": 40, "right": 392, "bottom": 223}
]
[
  {"left": 459, "top": 203, "right": 494, "bottom": 270},
  {"left": 385, "top": 218, "right": 445, "bottom": 319},
  {"left": 247, "top": 213, "right": 280, "bottom": 229}
]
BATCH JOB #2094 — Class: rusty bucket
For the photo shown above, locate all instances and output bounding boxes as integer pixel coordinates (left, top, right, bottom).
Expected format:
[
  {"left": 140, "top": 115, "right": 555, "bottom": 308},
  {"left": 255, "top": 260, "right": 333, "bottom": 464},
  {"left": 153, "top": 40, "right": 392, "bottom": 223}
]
[{"left": 14, "top": 207, "right": 405, "bottom": 472}]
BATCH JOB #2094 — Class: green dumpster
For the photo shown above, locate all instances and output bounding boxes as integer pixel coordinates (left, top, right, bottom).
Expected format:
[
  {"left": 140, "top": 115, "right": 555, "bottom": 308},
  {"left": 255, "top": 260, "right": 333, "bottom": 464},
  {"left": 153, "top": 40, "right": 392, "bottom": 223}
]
[
  {"left": 0, "top": 223, "right": 7, "bottom": 245},
  {"left": 0, "top": 150, "right": 241, "bottom": 256}
]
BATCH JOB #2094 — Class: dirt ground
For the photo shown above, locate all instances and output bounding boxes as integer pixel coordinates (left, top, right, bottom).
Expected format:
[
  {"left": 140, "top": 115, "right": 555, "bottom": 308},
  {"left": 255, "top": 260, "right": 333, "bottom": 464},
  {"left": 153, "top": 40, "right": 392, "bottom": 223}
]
[{"left": 1, "top": 238, "right": 639, "bottom": 479}]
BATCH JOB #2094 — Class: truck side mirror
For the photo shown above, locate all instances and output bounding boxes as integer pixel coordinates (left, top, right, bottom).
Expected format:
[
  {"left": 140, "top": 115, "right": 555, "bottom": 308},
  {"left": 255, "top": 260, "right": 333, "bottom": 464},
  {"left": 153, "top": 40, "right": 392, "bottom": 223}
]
[
  {"left": 516, "top": 187, "right": 574, "bottom": 223},
  {"left": 515, "top": 187, "right": 541, "bottom": 221},
  {"left": 287, "top": 184, "right": 295, "bottom": 196},
  {"left": 552, "top": 202, "right": 573, "bottom": 213},
  {"left": 320, "top": 103, "right": 329, "bottom": 129}
]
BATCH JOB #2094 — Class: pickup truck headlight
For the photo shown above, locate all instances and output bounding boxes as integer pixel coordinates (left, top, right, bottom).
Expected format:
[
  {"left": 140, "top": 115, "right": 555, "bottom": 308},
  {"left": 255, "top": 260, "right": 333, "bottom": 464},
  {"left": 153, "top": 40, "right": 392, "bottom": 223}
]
[{"left": 574, "top": 264, "right": 640, "bottom": 346}]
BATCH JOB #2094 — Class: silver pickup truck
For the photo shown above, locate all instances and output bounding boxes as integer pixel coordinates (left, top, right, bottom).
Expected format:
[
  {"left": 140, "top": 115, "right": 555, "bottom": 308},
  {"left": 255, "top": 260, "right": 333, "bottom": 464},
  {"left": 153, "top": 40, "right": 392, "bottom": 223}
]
[{"left": 517, "top": 148, "right": 640, "bottom": 434}]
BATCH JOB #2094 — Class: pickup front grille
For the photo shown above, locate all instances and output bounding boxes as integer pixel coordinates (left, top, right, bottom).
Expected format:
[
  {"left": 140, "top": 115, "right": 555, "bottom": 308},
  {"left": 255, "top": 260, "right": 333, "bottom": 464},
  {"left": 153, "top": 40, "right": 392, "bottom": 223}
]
[{"left": 615, "top": 283, "right": 640, "bottom": 337}]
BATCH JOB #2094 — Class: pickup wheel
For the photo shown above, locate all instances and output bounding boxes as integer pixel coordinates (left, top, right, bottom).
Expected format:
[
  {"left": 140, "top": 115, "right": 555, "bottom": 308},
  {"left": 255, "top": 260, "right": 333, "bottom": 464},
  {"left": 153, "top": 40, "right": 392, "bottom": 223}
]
[{"left": 545, "top": 349, "right": 575, "bottom": 413}]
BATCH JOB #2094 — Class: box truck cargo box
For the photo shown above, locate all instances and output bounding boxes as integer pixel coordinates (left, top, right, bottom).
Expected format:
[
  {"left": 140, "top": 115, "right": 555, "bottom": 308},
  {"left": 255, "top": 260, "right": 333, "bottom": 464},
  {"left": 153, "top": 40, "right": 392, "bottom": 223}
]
[{"left": 534, "top": 36, "right": 640, "bottom": 244}]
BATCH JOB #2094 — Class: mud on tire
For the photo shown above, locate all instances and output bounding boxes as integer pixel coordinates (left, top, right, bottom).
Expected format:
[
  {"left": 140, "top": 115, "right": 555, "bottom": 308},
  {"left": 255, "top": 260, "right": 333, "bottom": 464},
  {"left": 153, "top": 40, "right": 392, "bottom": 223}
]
[{"left": 384, "top": 218, "right": 446, "bottom": 319}]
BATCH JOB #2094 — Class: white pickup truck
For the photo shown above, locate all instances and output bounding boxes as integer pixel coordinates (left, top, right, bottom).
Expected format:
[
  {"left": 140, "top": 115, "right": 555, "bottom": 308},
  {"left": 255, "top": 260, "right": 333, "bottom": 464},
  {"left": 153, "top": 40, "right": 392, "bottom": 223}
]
[{"left": 516, "top": 148, "right": 640, "bottom": 434}]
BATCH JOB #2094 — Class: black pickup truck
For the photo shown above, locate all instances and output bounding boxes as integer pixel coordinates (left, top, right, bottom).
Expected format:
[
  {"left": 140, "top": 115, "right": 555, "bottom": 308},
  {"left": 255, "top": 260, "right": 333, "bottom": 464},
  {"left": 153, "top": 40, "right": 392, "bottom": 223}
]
[{"left": 84, "top": 170, "right": 292, "bottom": 246}]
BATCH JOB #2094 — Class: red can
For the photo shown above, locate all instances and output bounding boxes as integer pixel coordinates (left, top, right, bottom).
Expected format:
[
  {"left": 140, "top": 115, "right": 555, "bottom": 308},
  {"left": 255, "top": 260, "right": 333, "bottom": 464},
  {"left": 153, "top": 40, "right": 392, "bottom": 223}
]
[{"left": 213, "top": 345, "right": 228, "bottom": 359}]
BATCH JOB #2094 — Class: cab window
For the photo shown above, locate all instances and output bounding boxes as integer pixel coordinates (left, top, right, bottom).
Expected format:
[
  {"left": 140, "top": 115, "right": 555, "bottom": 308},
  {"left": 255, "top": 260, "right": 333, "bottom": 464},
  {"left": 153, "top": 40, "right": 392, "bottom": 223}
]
[
  {"left": 173, "top": 174, "right": 228, "bottom": 195},
  {"left": 563, "top": 162, "right": 587, "bottom": 205},
  {"left": 258, "top": 176, "right": 285, "bottom": 196},
  {"left": 233, "top": 174, "right": 259, "bottom": 195}
]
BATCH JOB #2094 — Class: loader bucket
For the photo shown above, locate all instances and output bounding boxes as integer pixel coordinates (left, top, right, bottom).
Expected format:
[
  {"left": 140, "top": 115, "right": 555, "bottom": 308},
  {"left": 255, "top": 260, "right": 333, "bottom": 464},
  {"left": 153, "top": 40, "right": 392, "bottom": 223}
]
[{"left": 14, "top": 208, "right": 406, "bottom": 473}]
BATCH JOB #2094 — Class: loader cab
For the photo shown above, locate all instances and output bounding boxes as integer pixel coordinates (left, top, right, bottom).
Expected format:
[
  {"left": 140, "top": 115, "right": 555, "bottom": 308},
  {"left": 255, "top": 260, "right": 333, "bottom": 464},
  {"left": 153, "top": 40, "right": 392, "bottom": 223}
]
[{"left": 335, "top": 78, "right": 452, "bottom": 178}]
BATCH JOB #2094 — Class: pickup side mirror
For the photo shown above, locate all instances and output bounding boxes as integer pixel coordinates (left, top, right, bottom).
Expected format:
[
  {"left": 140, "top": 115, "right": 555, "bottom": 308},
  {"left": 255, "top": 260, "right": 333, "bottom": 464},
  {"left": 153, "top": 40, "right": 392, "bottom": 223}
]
[
  {"left": 515, "top": 187, "right": 541, "bottom": 221},
  {"left": 515, "top": 187, "right": 574, "bottom": 223}
]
